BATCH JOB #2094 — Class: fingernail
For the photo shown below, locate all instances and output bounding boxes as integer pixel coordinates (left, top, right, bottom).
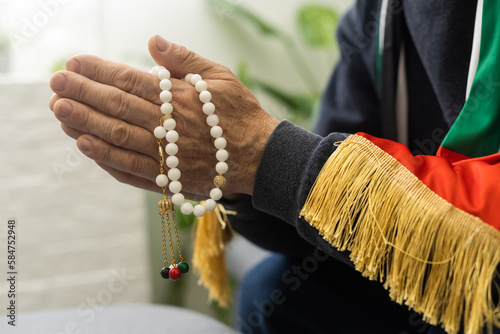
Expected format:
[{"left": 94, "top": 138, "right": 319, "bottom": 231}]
[
  {"left": 79, "top": 138, "right": 92, "bottom": 153},
  {"left": 66, "top": 58, "right": 81, "bottom": 74},
  {"left": 56, "top": 100, "right": 73, "bottom": 117},
  {"left": 51, "top": 74, "right": 68, "bottom": 92},
  {"left": 156, "top": 35, "right": 170, "bottom": 51}
]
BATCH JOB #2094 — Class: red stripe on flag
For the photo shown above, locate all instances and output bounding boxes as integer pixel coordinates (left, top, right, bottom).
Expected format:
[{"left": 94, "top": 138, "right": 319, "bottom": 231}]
[{"left": 357, "top": 132, "right": 500, "bottom": 228}]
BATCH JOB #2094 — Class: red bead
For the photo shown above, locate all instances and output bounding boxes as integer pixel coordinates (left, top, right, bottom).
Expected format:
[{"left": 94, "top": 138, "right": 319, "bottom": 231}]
[{"left": 169, "top": 267, "right": 181, "bottom": 280}]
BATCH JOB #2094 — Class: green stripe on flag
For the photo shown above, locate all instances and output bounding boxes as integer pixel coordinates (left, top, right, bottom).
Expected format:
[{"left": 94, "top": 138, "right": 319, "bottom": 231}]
[
  {"left": 440, "top": 0, "right": 500, "bottom": 157},
  {"left": 376, "top": 0, "right": 388, "bottom": 96}
]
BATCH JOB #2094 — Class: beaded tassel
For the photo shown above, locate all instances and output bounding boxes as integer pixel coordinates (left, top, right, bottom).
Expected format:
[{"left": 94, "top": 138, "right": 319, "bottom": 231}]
[
  {"left": 158, "top": 197, "right": 188, "bottom": 281},
  {"left": 156, "top": 137, "right": 189, "bottom": 281}
]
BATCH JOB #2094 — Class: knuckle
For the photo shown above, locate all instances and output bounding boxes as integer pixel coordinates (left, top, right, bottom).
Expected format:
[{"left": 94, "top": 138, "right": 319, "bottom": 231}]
[
  {"left": 175, "top": 45, "right": 191, "bottom": 63},
  {"left": 109, "top": 122, "right": 129, "bottom": 147},
  {"left": 94, "top": 139, "right": 112, "bottom": 163},
  {"left": 106, "top": 90, "right": 129, "bottom": 118},
  {"left": 94, "top": 59, "right": 111, "bottom": 82},
  {"left": 175, "top": 45, "right": 198, "bottom": 70},
  {"left": 174, "top": 89, "right": 192, "bottom": 109},
  {"left": 114, "top": 67, "right": 141, "bottom": 93},
  {"left": 76, "top": 78, "right": 92, "bottom": 101},
  {"left": 125, "top": 154, "right": 143, "bottom": 175}
]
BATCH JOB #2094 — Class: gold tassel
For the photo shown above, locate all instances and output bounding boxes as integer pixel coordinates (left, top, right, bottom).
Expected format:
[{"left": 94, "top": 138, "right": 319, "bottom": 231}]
[
  {"left": 193, "top": 203, "right": 235, "bottom": 307},
  {"left": 300, "top": 134, "right": 500, "bottom": 334}
]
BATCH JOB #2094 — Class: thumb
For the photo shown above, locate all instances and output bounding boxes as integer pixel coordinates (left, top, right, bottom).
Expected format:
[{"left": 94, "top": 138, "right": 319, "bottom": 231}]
[{"left": 148, "top": 35, "right": 224, "bottom": 79}]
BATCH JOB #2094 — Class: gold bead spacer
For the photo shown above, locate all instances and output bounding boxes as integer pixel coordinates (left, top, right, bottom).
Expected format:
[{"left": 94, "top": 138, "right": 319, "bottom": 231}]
[
  {"left": 158, "top": 146, "right": 164, "bottom": 165},
  {"left": 214, "top": 174, "right": 227, "bottom": 188},
  {"left": 160, "top": 114, "right": 172, "bottom": 123},
  {"left": 158, "top": 198, "right": 174, "bottom": 212}
]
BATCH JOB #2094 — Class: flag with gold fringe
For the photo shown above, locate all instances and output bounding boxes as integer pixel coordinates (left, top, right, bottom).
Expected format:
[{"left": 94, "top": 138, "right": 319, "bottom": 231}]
[{"left": 301, "top": 0, "right": 500, "bottom": 333}]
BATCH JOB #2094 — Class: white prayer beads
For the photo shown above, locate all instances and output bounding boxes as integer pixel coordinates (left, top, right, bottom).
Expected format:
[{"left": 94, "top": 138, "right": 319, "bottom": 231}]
[{"left": 152, "top": 65, "right": 228, "bottom": 217}]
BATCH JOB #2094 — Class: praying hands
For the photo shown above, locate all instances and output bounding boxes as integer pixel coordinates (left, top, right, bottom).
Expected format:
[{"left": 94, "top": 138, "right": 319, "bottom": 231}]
[{"left": 49, "top": 35, "right": 279, "bottom": 201}]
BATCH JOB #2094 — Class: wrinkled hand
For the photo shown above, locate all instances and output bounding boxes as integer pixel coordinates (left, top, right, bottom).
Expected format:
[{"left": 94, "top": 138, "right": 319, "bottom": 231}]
[{"left": 49, "top": 35, "right": 279, "bottom": 200}]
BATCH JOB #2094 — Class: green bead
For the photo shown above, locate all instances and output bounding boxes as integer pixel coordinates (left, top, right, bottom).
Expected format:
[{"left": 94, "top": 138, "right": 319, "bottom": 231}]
[{"left": 177, "top": 262, "right": 189, "bottom": 274}]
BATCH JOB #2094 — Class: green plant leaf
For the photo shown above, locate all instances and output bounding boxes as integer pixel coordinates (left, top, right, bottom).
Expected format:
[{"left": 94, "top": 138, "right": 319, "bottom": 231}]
[
  {"left": 297, "top": 4, "right": 339, "bottom": 47},
  {"left": 206, "top": 0, "right": 287, "bottom": 40},
  {"left": 236, "top": 60, "right": 253, "bottom": 88},
  {"left": 51, "top": 59, "right": 67, "bottom": 73},
  {"left": 232, "top": 6, "right": 281, "bottom": 37},
  {"left": 252, "top": 78, "right": 318, "bottom": 120},
  {"left": 175, "top": 203, "right": 196, "bottom": 229}
]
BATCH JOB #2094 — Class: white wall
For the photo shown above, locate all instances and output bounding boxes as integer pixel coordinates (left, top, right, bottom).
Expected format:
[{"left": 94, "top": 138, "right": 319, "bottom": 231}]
[{"left": 0, "top": 79, "right": 151, "bottom": 334}]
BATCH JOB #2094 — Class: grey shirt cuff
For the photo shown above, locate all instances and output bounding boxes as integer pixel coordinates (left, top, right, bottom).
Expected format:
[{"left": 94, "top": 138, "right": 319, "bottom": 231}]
[{"left": 252, "top": 120, "right": 322, "bottom": 223}]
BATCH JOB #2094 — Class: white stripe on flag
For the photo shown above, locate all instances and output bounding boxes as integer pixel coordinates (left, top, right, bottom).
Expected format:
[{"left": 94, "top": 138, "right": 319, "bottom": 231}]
[{"left": 466, "top": 0, "right": 483, "bottom": 99}]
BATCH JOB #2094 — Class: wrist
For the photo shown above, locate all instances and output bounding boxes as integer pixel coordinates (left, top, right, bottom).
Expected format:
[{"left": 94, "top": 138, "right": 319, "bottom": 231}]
[{"left": 229, "top": 114, "right": 279, "bottom": 196}]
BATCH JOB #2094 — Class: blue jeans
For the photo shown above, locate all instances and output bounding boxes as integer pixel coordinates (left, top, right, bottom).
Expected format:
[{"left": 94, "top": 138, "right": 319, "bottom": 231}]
[{"left": 236, "top": 253, "right": 431, "bottom": 334}]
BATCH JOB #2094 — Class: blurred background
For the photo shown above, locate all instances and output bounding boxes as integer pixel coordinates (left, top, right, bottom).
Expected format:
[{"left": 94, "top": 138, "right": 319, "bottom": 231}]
[{"left": 0, "top": 0, "right": 352, "bottom": 330}]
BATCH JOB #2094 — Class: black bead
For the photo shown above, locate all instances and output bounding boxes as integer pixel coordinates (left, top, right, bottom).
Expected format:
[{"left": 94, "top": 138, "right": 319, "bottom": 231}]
[{"left": 160, "top": 267, "right": 170, "bottom": 279}]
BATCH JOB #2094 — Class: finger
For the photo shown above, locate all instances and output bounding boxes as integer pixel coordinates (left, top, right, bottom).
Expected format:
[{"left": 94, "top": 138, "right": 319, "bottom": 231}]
[
  {"left": 65, "top": 54, "right": 162, "bottom": 104},
  {"left": 61, "top": 123, "right": 84, "bottom": 140},
  {"left": 148, "top": 35, "right": 233, "bottom": 79},
  {"left": 94, "top": 161, "right": 160, "bottom": 193},
  {"left": 49, "top": 93, "right": 61, "bottom": 111},
  {"left": 53, "top": 98, "right": 157, "bottom": 158},
  {"left": 76, "top": 134, "right": 159, "bottom": 181},
  {"left": 50, "top": 70, "right": 160, "bottom": 129},
  {"left": 95, "top": 162, "right": 205, "bottom": 201}
]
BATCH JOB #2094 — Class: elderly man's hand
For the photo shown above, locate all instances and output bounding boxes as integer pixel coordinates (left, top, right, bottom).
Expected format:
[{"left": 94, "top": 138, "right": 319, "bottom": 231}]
[{"left": 49, "top": 35, "right": 279, "bottom": 200}]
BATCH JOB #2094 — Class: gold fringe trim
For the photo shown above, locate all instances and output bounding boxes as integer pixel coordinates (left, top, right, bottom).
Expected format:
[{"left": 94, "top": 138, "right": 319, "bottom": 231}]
[
  {"left": 299, "top": 134, "right": 500, "bottom": 334},
  {"left": 193, "top": 203, "right": 235, "bottom": 308}
]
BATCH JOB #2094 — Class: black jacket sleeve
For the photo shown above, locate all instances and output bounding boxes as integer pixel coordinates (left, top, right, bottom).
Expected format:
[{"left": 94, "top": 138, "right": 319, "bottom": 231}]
[{"left": 225, "top": 1, "right": 382, "bottom": 264}]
